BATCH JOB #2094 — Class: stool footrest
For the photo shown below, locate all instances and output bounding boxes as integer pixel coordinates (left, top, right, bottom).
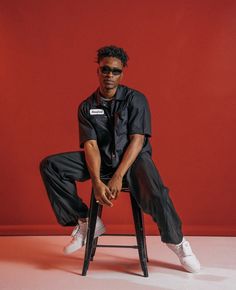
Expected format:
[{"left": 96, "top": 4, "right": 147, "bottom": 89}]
[
  {"left": 102, "top": 234, "right": 136, "bottom": 236},
  {"left": 96, "top": 245, "right": 138, "bottom": 248}
]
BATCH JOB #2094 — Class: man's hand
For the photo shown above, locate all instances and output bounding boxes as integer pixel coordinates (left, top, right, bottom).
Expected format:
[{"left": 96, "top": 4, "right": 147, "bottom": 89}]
[
  {"left": 107, "top": 174, "right": 123, "bottom": 200},
  {"left": 93, "top": 180, "right": 114, "bottom": 207},
  {"left": 105, "top": 134, "right": 144, "bottom": 200}
]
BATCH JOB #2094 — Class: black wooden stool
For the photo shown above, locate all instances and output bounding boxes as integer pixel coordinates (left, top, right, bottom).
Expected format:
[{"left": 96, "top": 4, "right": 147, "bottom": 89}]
[{"left": 82, "top": 181, "right": 149, "bottom": 277}]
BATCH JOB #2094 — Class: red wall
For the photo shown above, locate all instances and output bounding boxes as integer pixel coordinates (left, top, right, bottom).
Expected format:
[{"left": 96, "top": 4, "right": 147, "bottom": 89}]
[{"left": 1, "top": 0, "right": 236, "bottom": 235}]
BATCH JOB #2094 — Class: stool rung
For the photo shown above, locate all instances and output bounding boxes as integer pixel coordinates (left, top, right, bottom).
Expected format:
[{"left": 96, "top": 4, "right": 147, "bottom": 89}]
[
  {"left": 101, "top": 234, "right": 136, "bottom": 236},
  {"left": 96, "top": 244, "right": 138, "bottom": 248}
]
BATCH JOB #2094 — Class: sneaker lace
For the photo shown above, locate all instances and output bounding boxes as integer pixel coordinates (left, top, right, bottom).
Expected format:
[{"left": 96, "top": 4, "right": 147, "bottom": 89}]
[
  {"left": 71, "top": 224, "right": 80, "bottom": 238},
  {"left": 177, "top": 241, "right": 193, "bottom": 257}
]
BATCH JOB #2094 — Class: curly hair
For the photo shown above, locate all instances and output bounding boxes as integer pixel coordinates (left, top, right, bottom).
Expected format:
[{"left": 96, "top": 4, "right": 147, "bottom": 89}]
[{"left": 96, "top": 45, "right": 129, "bottom": 67}]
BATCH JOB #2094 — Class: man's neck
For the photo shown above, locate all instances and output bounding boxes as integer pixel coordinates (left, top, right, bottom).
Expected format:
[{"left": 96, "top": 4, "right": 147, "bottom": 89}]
[{"left": 99, "top": 87, "right": 118, "bottom": 99}]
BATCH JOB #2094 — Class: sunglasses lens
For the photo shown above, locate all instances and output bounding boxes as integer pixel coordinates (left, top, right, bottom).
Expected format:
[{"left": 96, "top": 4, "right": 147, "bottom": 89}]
[
  {"left": 100, "top": 66, "right": 122, "bottom": 75},
  {"left": 112, "top": 69, "right": 122, "bottom": 75},
  {"left": 100, "top": 66, "right": 111, "bottom": 74}
]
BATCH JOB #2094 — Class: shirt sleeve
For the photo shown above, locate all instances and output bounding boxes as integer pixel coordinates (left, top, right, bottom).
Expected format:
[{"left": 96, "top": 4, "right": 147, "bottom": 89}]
[
  {"left": 128, "top": 92, "right": 152, "bottom": 137},
  {"left": 78, "top": 102, "right": 97, "bottom": 148}
]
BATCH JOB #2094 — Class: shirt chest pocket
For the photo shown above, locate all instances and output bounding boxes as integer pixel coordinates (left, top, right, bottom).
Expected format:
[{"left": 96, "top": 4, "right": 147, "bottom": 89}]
[
  {"left": 90, "top": 115, "right": 108, "bottom": 128},
  {"left": 115, "top": 110, "right": 128, "bottom": 135}
]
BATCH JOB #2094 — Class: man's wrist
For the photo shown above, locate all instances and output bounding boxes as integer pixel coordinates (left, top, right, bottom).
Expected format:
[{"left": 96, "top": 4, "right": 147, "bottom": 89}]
[
  {"left": 91, "top": 176, "right": 101, "bottom": 185},
  {"left": 113, "top": 172, "right": 124, "bottom": 179}
]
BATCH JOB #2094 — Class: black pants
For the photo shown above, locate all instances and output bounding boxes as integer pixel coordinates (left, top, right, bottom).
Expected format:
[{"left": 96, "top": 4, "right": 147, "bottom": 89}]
[{"left": 39, "top": 151, "right": 183, "bottom": 244}]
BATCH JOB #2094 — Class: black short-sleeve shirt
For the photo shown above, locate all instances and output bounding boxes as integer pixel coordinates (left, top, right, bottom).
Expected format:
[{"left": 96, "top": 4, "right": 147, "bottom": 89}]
[{"left": 78, "top": 84, "right": 152, "bottom": 169}]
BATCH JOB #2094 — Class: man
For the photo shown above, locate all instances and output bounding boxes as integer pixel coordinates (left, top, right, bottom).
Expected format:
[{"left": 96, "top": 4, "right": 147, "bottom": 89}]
[{"left": 40, "top": 45, "right": 200, "bottom": 273}]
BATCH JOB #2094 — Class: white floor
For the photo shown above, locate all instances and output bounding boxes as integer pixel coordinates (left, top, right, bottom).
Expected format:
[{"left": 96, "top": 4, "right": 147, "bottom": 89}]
[{"left": 0, "top": 236, "right": 235, "bottom": 290}]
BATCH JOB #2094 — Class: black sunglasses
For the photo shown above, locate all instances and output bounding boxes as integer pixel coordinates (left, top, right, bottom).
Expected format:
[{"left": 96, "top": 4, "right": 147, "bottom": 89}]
[{"left": 99, "top": 66, "right": 123, "bottom": 76}]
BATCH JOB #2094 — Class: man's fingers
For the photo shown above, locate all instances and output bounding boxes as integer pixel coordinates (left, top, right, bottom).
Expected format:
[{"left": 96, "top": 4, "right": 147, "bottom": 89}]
[
  {"left": 110, "top": 189, "right": 117, "bottom": 199},
  {"left": 101, "top": 193, "right": 113, "bottom": 207},
  {"left": 114, "top": 190, "right": 120, "bottom": 200},
  {"left": 105, "top": 186, "right": 115, "bottom": 199},
  {"left": 94, "top": 195, "right": 104, "bottom": 205},
  {"left": 110, "top": 188, "right": 116, "bottom": 199},
  {"left": 105, "top": 185, "right": 112, "bottom": 194}
]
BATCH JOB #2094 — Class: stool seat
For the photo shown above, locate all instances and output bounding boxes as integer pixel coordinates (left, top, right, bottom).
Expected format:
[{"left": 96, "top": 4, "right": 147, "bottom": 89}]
[{"left": 82, "top": 183, "right": 149, "bottom": 277}]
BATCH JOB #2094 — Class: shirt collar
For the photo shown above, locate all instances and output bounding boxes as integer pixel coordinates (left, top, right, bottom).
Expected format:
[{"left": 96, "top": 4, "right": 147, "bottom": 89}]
[{"left": 94, "top": 85, "right": 126, "bottom": 106}]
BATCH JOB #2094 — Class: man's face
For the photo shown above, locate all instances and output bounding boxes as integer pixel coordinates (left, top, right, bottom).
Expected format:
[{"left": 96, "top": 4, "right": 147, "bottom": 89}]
[{"left": 97, "top": 57, "right": 124, "bottom": 91}]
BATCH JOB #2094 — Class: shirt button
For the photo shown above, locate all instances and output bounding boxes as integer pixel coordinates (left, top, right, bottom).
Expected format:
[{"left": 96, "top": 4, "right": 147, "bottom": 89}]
[{"left": 112, "top": 153, "right": 115, "bottom": 158}]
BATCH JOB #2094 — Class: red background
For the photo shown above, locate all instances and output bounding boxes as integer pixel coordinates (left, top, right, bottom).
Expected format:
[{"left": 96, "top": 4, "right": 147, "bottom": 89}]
[{"left": 1, "top": 0, "right": 236, "bottom": 235}]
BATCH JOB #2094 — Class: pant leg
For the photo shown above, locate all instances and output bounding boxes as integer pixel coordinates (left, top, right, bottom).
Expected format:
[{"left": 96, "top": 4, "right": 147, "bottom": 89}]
[
  {"left": 39, "top": 151, "right": 90, "bottom": 226},
  {"left": 126, "top": 152, "right": 183, "bottom": 244}
]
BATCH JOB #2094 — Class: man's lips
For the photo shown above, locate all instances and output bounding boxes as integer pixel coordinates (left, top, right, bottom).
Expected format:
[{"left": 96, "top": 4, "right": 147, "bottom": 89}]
[{"left": 104, "top": 79, "right": 114, "bottom": 83}]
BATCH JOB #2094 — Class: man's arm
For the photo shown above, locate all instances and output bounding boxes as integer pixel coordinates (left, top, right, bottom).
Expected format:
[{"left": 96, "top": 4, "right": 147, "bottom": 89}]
[
  {"left": 108, "top": 134, "right": 145, "bottom": 199},
  {"left": 78, "top": 103, "right": 113, "bottom": 207},
  {"left": 84, "top": 140, "right": 113, "bottom": 207},
  {"left": 108, "top": 92, "right": 152, "bottom": 200}
]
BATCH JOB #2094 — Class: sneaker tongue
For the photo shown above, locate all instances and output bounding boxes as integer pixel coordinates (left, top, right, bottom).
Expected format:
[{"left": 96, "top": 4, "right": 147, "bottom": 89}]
[
  {"left": 181, "top": 242, "right": 193, "bottom": 256},
  {"left": 71, "top": 225, "right": 80, "bottom": 237}
]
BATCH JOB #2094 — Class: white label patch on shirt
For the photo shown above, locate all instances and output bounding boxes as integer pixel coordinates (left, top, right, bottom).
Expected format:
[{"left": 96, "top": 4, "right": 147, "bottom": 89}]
[{"left": 90, "top": 109, "right": 104, "bottom": 115}]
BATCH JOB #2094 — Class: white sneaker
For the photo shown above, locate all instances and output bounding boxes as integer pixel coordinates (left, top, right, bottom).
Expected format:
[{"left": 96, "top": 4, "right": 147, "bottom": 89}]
[
  {"left": 166, "top": 237, "right": 201, "bottom": 273},
  {"left": 63, "top": 216, "right": 106, "bottom": 255}
]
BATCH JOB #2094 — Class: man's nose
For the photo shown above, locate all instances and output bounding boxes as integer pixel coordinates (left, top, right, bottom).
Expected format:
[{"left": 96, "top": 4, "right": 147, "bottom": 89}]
[{"left": 107, "top": 71, "right": 113, "bottom": 77}]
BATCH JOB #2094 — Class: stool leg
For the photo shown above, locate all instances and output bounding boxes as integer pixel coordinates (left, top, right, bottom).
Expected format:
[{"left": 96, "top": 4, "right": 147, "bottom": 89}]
[
  {"left": 130, "top": 194, "right": 149, "bottom": 277},
  {"left": 90, "top": 239, "right": 97, "bottom": 262},
  {"left": 140, "top": 209, "right": 149, "bottom": 263},
  {"left": 82, "top": 190, "right": 99, "bottom": 276},
  {"left": 91, "top": 204, "right": 103, "bottom": 261}
]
